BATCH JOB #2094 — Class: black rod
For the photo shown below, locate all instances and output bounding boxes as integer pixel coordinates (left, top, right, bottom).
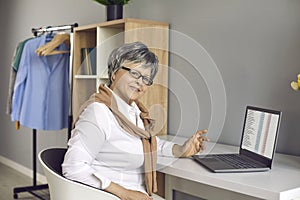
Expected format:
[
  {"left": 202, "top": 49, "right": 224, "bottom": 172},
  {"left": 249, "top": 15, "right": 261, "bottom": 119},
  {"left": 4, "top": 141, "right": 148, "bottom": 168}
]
[
  {"left": 33, "top": 129, "right": 37, "bottom": 186},
  {"left": 32, "top": 23, "right": 78, "bottom": 36}
]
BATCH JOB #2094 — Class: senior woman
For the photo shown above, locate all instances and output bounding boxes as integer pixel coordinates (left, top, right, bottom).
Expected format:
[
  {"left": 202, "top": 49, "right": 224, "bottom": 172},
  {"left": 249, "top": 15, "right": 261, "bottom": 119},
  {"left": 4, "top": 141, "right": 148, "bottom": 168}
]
[{"left": 62, "top": 41, "right": 208, "bottom": 200}]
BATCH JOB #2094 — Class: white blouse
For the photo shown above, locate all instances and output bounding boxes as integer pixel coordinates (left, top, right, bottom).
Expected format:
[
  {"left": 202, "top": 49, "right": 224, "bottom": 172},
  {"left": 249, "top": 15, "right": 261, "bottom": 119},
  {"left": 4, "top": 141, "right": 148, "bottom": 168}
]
[{"left": 62, "top": 91, "right": 174, "bottom": 193}]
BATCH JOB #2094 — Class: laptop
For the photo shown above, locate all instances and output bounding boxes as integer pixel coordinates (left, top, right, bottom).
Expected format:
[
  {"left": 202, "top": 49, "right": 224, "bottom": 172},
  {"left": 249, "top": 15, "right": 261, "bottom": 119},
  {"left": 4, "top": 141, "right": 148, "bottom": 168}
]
[{"left": 193, "top": 105, "right": 282, "bottom": 173}]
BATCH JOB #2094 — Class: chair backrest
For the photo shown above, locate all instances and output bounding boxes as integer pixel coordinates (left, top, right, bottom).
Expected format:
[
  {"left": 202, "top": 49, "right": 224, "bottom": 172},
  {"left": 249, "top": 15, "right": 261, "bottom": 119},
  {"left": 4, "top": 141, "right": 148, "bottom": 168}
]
[
  {"left": 40, "top": 148, "right": 66, "bottom": 175},
  {"left": 38, "top": 148, "right": 120, "bottom": 200}
]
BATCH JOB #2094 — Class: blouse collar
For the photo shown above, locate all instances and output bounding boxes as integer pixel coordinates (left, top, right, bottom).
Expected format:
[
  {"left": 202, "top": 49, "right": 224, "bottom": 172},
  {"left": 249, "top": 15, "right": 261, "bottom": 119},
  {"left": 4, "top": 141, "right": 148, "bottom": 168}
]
[{"left": 105, "top": 85, "right": 140, "bottom": 121}]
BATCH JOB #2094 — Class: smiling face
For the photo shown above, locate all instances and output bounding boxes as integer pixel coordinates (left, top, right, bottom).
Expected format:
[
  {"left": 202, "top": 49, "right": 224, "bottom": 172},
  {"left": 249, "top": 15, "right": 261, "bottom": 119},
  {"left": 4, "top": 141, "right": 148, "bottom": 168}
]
[{"left": 109, "top": 60, "right": 153, "bottom": 104}]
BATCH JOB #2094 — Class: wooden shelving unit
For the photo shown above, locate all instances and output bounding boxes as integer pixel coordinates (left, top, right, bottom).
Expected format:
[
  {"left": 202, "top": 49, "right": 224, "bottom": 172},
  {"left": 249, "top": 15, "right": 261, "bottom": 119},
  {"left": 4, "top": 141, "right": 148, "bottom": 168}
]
[{"left": 72, "top": 18, "right": 169, "bottom": 135}]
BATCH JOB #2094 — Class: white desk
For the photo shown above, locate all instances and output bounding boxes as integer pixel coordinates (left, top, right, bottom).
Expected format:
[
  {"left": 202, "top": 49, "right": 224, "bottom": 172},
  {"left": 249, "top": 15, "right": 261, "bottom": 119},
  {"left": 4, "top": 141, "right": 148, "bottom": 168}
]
[{"left": 157, "top": 136, "right": 300, "bottom": 200}]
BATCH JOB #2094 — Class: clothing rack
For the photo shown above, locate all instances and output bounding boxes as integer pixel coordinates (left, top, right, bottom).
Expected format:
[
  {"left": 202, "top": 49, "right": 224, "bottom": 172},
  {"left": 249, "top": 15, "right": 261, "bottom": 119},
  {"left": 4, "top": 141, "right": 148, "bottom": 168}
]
[
  {"left": 32, "top": 23, "right": 78, "bottom": 36},
  {"left": 13, "top": 23, "right": 78, "bottom": 200}
]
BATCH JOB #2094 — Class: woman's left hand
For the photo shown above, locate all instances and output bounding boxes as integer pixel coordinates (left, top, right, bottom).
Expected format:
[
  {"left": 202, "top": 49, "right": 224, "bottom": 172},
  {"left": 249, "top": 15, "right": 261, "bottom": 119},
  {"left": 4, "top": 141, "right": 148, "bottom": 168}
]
[{"left": 173, "top": 129, "right": 209, "bottom": 158}]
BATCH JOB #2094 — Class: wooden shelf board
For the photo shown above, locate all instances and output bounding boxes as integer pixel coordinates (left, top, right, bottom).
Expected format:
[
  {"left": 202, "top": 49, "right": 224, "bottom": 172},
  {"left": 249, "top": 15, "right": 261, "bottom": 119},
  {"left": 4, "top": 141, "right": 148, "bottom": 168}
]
[{"left": 74, "top": 18, "right": 169, "bottom": 32}]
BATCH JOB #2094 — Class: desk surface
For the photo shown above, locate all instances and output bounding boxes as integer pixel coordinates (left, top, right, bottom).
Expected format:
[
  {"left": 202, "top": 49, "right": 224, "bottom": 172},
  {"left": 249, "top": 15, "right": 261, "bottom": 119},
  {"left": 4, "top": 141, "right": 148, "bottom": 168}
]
[{"left": 157, "top": 136, "right": 300, "bottom": 200}]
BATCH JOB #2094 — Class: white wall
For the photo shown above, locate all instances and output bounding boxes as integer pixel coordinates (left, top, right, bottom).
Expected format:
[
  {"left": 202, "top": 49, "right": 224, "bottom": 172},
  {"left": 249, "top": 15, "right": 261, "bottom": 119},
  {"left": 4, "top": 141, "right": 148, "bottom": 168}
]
[
  {"left": 126, "top": 0, "right": 300, "bottom": 155},
  {"left": 1, "top": 0, "right": 300, "bottom": 175}
]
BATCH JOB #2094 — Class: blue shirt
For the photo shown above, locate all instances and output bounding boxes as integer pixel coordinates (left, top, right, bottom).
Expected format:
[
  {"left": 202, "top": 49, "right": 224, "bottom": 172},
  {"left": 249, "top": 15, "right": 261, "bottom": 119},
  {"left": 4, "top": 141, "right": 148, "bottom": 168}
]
[{"left": 11, "top": 34, "right": 70, "bottom": 130}]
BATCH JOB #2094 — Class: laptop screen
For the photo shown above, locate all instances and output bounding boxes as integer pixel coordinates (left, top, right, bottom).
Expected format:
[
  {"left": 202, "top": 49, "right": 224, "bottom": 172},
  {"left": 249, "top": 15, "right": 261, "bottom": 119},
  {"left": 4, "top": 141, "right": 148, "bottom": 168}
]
[{"left": 241, "top": 106, "right": 281, "bottom": 159}]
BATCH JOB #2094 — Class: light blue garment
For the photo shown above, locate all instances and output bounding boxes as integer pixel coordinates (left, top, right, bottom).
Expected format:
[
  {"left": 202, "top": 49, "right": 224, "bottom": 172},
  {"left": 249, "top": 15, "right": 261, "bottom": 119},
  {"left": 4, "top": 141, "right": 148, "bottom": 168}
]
[{"left": 11, "top": 34, "right": 70, "bottom": 130}]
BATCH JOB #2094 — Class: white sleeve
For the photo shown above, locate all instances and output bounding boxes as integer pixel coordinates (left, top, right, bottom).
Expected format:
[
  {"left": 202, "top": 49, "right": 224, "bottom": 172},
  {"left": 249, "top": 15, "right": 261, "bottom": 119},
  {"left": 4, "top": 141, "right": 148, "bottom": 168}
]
[
  {"left": 62, "top": 103, "right": 112, "bottom": 189},
  {"left": 156, "top": 136, "right": 175, "bottom": 157}
]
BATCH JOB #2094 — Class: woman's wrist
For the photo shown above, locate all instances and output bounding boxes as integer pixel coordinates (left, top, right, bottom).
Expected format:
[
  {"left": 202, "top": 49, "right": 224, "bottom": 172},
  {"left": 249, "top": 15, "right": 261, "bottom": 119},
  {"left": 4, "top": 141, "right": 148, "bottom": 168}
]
[{"left": 172, "top": 144, "right": 183, "bottom": 157}]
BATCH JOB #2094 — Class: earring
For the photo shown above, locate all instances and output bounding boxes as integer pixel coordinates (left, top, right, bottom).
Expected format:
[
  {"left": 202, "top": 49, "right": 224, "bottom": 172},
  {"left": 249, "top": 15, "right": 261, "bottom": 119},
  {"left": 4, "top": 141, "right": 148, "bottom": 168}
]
[{"left": 111, "top": 74, "right": 116, "bottom": 81}]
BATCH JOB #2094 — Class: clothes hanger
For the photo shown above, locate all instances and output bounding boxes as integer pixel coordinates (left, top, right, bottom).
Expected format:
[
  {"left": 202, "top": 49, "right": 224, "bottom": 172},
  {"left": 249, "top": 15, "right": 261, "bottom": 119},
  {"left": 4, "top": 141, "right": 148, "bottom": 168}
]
[{"left": 35, "top": 33, "right": 70, "bottom": 56}]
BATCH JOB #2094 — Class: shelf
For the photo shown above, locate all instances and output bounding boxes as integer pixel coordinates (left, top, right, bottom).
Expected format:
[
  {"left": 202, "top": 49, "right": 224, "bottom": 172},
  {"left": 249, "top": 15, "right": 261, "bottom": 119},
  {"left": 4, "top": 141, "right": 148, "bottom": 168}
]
[
  {"left": 73, "top": 18, "right": 169, "bottom": 32},
  {"left": 72, "top": 18, "right": 169, "bottom": 135},
  {"left": 74, "top": 75, "right": 108, "bottom": 79}
]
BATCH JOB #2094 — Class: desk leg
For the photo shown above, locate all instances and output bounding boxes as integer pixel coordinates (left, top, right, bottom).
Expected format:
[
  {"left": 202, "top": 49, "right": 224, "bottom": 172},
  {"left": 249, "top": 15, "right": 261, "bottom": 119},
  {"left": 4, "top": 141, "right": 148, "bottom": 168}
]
[{"left": 156, "top": 172, "right": 165, "bottom": 198}]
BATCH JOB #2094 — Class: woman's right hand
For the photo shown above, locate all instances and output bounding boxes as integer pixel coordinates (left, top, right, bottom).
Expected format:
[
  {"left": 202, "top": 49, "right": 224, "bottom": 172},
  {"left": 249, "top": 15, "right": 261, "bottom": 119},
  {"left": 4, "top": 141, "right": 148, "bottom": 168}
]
[
  {"left": 105, "top": 182, "right": 152, "bottom": 200},
  {"left": 120, "top": 189, "right": 153, "bottom": 200}
]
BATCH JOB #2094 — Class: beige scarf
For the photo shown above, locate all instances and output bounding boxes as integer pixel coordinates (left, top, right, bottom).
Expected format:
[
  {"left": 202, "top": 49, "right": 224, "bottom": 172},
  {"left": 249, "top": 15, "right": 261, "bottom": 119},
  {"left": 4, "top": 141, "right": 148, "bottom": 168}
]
[{"left": 73, "top": 84, "right": 157, "bottom": 195}]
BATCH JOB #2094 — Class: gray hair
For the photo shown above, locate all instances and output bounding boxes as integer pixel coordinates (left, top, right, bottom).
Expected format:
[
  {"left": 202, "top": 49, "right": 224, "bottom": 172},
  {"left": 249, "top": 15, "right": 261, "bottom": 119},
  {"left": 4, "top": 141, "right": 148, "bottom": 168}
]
[{"left": 107, "top": 41, "right": 158, "bottom": 86}]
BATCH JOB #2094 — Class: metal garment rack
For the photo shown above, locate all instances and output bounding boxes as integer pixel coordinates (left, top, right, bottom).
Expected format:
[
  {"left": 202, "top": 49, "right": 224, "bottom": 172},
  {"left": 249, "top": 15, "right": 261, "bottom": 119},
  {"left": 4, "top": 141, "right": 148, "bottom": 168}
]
[{"left": 13, "top": 23, "right": 78, "bottom": 200}]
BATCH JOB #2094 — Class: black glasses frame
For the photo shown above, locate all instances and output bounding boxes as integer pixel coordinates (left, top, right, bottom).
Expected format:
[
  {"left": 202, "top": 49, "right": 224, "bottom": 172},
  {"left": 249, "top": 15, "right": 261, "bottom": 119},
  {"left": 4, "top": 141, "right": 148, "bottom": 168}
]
[{"left": 121, "top": 66, "right": 153, "bottom": 86}]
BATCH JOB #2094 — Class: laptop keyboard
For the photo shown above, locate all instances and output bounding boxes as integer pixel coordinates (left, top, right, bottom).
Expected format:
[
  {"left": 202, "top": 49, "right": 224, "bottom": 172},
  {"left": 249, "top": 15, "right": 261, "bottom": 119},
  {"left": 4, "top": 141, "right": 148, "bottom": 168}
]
[{"left": 215, "top": 154, "right": 260, "bottom": 169}]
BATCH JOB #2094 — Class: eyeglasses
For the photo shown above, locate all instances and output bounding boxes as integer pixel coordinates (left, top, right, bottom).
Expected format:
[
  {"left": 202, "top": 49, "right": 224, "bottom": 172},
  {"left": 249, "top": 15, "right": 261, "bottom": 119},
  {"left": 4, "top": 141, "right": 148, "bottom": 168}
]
[{"left": 121, "top": 66, "right": 153, "bottom": 86}]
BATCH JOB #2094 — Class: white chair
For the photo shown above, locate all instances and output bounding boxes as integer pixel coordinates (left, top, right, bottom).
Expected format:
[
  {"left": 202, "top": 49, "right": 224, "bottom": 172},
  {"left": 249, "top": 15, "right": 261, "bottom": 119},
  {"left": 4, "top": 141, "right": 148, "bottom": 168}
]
[{"left": 38, "top": 148, "right": 120, "bottom": 200}]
